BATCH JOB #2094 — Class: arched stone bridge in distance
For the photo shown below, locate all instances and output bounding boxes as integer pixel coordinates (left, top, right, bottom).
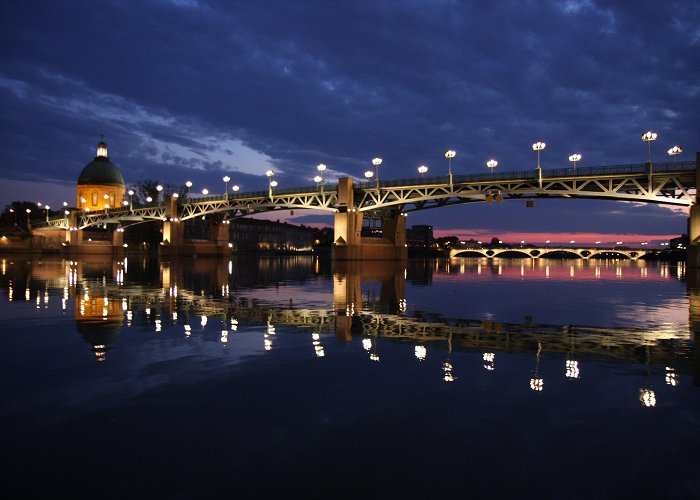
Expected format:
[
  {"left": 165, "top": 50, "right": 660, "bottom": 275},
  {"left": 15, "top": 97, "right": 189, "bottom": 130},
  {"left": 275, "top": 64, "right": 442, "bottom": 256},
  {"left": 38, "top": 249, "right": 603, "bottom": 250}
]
[{"left": 449, "top": 246, "right": 649, "bottom": 260}]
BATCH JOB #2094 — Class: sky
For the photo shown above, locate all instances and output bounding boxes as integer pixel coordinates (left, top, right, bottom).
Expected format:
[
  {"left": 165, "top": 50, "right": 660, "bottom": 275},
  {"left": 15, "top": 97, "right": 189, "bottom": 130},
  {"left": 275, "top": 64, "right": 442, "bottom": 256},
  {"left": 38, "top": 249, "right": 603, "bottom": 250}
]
[{"left": 1, "top": 0, "right": 699, "bottom": 246}]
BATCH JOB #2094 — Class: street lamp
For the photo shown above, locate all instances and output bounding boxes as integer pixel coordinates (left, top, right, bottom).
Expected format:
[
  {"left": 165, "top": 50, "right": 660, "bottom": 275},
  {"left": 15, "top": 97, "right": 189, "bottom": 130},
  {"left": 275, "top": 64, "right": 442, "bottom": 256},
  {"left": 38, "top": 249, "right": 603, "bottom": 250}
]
[
  {"left": 418, "top": 165, "right": 428, "bottom": 178},
  {"left": 266, "top": 170, "right": 275, "bottom": 199},
  {"left": 44, "top": 205, "right": 50, "bottom": 222},
  {"left": 232, "top": 185, "right": 240, "bottom": 196},
  {"left": 486, "top": 159, "right": 498, "bottom": 178},
  {"left": 532, "top": 141, "right": 546, "bottom": 186},
  {"left": 445, "top": 150, "right": 456, "bottom": 187},
  {"left": 668, "top": 145, "right": 683, "bottom": 156},
  {"left": 568, "top": 153, "right": 581, "bottom": 172},
  {"left": 201, "top": 188, "right": 209, "bottom": 196},
  {"left": 364, "top": 170, "right": 374, "bottom": 183},
  {"left": 641, "top": 131, "right": 657, "bottom": 164},
  {"left": 156, "top": 184, "right": 163, "bottom": 202},
  {"left": 128, "top": 190, "right": 134, "bottom": 211},
  {"left": 314, "top": 175, "right": 323, "bottom": 192},
  {"left": 372, "top": 157, "right": 382, "bottom": 188},
  {"left": 146, "top": 196, "right": 153, "bottom": 203},
  {"left": 223, "top": 175, "right": 230, "bottom": 199},
  {"left": 317, "top": 164, "right": 326, "bottom": 195},
  {"left": 185, "top": 180, "right": 192, "bottom": 197}
]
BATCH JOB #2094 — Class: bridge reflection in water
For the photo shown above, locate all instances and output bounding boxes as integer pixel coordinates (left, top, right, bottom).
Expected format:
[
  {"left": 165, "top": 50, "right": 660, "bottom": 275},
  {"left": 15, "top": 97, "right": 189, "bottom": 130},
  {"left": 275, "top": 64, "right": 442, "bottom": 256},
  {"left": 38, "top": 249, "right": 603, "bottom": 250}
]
[{"left": 4, "top": 254, "right": 697, "bottom": 398}]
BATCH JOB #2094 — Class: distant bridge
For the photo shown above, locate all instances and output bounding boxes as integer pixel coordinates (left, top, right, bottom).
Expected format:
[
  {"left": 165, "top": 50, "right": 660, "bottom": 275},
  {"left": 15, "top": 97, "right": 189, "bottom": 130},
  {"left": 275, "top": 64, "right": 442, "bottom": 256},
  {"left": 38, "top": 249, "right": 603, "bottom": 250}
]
[{"left": 449, "top": 246, "right": 649, "bottom": 260}]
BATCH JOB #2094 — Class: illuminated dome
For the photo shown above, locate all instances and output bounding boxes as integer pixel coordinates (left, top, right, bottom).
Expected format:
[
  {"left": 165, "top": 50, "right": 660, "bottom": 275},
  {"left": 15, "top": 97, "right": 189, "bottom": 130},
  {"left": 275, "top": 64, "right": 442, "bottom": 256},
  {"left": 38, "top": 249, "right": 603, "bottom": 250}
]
[{"left": 77, "top": 138, "right": 125, "bottom": 186}]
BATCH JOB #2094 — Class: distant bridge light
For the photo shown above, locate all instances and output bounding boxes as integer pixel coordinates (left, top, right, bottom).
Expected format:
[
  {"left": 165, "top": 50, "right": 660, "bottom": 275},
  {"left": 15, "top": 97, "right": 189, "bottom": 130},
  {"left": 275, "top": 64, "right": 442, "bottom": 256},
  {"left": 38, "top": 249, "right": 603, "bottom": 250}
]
[
  {"left": 668, "top": 145, "right": 683, "bottom": 156},
  {"left": 232, "top": 185, "right": 240, "bottom": 192},
  {"left": 418, "top": 165, "right": 428, "bottom": 177},
  {"left": 201, "top": 189, "right": 208, "bottom": 195}
]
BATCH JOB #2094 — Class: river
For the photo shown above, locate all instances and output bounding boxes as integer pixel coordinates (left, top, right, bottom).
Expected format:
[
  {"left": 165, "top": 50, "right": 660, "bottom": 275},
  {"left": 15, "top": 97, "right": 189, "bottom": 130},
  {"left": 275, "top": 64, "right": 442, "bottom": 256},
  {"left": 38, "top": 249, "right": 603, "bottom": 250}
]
[{"left": 0, "top": 255, "right": 698, "bottom": 498}]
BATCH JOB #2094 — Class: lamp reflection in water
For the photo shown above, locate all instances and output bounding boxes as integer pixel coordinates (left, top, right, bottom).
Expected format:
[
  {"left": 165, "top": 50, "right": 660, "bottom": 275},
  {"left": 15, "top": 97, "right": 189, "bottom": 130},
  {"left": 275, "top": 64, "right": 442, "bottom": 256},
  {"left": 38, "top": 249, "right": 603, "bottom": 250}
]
[
  {"left": 530, "top": 342, "right": 544, "bottom": 391},
  {"left": 639, "top": 346, "right": 656, "bottom": 407},
  {"left": 566, "top": 336, "right": 580, "bottom": 379},
  {"left": 362, "top": 336, "right": 379, "bottom": 362},
  {"left": 265, "top": 315, "right": 275, "bottom": 351},
  {"left": 443, "top": 333, "right": 456, "bottom": 382},
  {"left": 483, "top": 352, "right": 495, "bottom": 371},
  {"left": 312, "top": 331, "right": 325, "bottom": 358},
  {"left": 665, "top": 366, "right": 678, "bottom": 387}
]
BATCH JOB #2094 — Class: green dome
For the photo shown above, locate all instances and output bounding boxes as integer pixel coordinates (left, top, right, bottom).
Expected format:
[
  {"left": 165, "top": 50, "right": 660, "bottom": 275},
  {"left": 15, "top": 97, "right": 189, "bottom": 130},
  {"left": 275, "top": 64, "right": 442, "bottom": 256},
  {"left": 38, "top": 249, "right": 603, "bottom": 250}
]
[{"left": 78, "top": 156, "right": 125, "bottom": 186}]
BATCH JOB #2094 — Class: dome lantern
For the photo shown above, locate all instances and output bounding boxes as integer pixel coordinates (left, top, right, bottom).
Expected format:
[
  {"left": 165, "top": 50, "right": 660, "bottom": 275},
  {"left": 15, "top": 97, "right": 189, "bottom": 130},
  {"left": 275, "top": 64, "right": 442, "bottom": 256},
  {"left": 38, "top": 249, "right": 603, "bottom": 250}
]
[{"left": 96, "top": 136, "right": 108, "bottom": 158}]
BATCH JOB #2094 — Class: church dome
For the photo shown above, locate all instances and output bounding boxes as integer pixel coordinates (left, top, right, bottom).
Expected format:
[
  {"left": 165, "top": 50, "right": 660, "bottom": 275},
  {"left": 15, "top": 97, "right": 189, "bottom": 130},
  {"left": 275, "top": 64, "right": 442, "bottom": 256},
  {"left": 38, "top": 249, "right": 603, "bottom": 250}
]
[{"left": 77, "top": 138, "right": 125, "bottom": 186}]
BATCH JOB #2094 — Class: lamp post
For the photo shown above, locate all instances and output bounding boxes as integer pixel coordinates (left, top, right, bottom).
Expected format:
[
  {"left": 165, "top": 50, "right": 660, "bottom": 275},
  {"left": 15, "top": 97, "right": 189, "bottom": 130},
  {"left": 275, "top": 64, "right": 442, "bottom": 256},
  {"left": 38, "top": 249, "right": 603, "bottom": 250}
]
[
  {"left": 266, "top": 170, "right": 275, "bottom": 199},
  {"left": 156, "top": 184, "right": 163, "bottom": 202},
  {"left": 486, "top": 159, "right": 498, "bottom": 179},
  {"left": 223, "top": 175, "right": 230, "bottom": 199},
  {"left": 146, "top": 196, "right": 153, "bottom": 203},
  {"left": 418, "top": 165, "right": 428, "bottom": 178},
  {"left": 26, "top": 208, "right": 31, "bottom": 228},
  {"left": 642, "top": 131, "right": 657, "bottom": 189},
  {"left": 44, "top": 205, "right": 50, "bottom": 222},
  {"left": 445, "top": 150, "right": 456, "bottom": 187},
  {"left": 317, "top": 164, "right": 326, "bottom": 195},
  {"left": 568, "top": 153, "right": 581, "bottom": 172},
  {"left": 314, "top": 175, "right": 323, "bottom": 192},
  {"left": 128, "top": 190, "right": 134, "bottom": 211},
  {"left": 532, "top": 141, "right": 546, "bottom": 187},
  {"left": 232, "top": 185, "right": 240, "bottom": 197},
  {"left": 372, "top": 158, "right": 382, "bottom": 188},
  {"left": 201, "top": 188, "right": 209, "bottom": 196},
  {"left": 364, "top": 170, "right": 374, "bottom": 183},
  {"left": 668, "top": 145, "right": 683, "bottom": 156},
  {"left": 185, "top": 180, "right": 192, "bottom": 198},
  {"left": 641, "top": 131, "right": 657, "bottom": 164}
]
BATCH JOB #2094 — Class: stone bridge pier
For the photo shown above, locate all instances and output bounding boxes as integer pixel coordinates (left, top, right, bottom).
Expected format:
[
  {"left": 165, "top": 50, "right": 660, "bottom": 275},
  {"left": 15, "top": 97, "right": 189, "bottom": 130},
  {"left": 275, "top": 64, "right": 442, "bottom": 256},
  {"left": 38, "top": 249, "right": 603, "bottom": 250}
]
[
  {"left": 333, "top": 177, "right": 407, "bottom": 261},
  {"left": 160, "top": 196, "right": 230, "bottom": 259},
  {"left": 689, "top": 153, "right": 700, "bottom": 268}
]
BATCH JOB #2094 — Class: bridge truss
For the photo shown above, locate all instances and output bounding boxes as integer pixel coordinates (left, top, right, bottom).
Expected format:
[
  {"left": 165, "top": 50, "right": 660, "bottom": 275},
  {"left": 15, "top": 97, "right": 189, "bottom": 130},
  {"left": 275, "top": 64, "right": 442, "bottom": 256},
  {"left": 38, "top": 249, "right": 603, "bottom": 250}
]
[
  {"left": 354, "top": 161, "right": 696, "bottom": 214},
  {"left": 40, "top": 161, "right": 696, "bottom": 229}
]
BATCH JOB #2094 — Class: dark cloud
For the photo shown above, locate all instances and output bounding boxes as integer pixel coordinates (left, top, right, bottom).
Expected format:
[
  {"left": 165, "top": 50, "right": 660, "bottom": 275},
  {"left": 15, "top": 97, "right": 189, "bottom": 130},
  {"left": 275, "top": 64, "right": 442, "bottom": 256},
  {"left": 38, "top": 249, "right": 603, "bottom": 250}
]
[{"left": 1, "top": 0, "right": 698, "bottom": 237}]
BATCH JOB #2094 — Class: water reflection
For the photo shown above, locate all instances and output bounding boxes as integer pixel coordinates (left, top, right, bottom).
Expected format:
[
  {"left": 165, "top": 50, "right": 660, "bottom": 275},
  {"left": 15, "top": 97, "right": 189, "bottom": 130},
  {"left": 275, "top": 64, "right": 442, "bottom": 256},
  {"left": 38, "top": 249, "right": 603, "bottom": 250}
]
[
  {"left": 2, "top": 254, "right": 699, "bottom": 497},
  {"left": 0, "top": 255, "right": 696, "bottom": 392}
]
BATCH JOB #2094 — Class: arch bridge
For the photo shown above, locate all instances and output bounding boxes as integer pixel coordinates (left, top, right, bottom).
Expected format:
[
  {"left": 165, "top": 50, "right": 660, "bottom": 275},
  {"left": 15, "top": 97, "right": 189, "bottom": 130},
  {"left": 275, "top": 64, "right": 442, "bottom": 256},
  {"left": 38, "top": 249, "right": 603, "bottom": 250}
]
[
  {"left": 37, "top": 157, "right": 700, "bottom": 261},
  {"left": 449, "top": 246, "right": 648, "bottom": 260}
]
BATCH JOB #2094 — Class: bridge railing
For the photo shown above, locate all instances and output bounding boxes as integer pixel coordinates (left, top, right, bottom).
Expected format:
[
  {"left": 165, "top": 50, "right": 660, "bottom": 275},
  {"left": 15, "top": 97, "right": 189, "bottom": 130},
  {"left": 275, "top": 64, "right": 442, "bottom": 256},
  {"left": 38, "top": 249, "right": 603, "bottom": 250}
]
[{"left": 354, "top": 160, "right": 695, "bottom": 190}]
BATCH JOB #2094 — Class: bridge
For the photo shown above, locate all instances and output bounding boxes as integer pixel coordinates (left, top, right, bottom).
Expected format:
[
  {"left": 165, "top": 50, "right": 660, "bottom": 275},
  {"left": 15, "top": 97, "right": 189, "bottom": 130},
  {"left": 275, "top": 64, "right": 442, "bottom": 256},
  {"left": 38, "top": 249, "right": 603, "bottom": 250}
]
[
  {"left": 449, "top": 246, "right": 648, "bottom": 260},
  {"left": 34, "top": 156, "right": 700, "bottom": 262}
]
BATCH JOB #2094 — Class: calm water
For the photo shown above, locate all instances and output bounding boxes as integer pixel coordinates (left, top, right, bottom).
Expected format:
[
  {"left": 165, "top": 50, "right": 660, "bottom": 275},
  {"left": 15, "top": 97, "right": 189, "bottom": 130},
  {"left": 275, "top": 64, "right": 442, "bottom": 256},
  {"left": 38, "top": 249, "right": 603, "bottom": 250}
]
[{"left": 1, "top": 255, "right": 698, "bottom": 499}]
